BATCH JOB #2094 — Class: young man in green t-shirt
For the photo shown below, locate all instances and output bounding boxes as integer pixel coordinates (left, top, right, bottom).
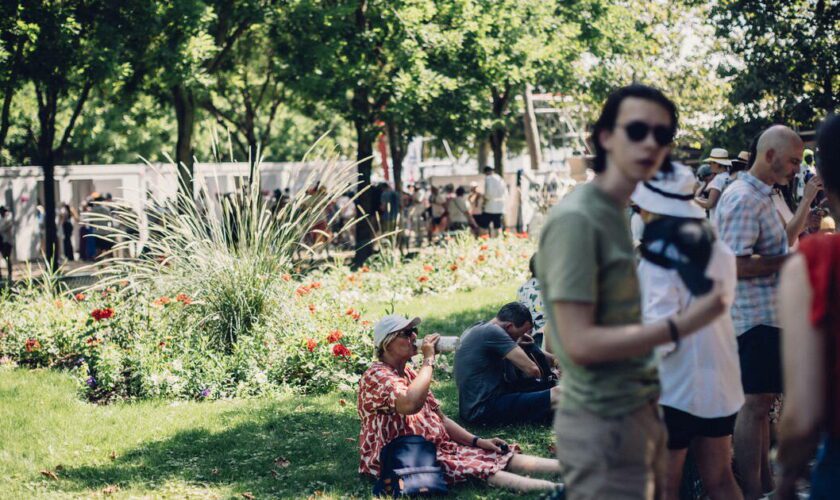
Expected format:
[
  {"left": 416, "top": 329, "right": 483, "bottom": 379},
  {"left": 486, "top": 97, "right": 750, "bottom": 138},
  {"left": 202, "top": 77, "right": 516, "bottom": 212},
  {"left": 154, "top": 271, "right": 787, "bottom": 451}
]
[{"left": 537, "top": 84, "right": 728, "bottom": 499}]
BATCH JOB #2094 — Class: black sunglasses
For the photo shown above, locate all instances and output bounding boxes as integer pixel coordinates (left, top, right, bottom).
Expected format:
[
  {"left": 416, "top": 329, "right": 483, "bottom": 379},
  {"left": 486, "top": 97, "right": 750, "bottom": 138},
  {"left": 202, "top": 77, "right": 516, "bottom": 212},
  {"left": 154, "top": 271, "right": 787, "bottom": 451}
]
[
  {"left": 394, "top": 327, "right": 418, "bottom": 338},
  {"left": 620, "top": 121, "right": 674, "bottom": 146}
]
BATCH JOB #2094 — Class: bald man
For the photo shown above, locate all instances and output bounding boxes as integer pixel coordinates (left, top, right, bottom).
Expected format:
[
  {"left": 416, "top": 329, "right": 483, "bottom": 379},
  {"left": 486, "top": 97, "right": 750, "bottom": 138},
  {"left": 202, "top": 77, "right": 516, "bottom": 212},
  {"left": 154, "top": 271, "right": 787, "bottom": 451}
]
[{"left": 714, "top": 125, "right": 803, "bottom": 500}]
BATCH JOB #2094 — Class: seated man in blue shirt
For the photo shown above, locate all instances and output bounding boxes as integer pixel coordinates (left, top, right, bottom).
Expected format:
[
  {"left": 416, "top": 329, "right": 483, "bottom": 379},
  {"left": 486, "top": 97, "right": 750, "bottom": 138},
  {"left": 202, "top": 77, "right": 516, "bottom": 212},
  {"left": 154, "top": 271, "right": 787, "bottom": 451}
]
[{"left": 454, "top": 302, "right": 560, "bottom": 425}]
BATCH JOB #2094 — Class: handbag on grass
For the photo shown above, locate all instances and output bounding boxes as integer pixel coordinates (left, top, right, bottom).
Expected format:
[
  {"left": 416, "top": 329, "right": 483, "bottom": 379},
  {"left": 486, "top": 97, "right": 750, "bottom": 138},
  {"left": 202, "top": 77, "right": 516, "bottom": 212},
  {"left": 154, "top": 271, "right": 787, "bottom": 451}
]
[{"left": 373, "top": 435, "right": 448, "bottom": 497}]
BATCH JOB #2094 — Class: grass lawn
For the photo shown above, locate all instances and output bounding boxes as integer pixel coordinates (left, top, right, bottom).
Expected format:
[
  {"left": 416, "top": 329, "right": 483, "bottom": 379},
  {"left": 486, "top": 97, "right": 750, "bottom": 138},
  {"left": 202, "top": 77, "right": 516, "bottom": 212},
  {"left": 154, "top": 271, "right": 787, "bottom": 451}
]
[{"left": 0, "top": 283, "right": 559, "bottom": 499}]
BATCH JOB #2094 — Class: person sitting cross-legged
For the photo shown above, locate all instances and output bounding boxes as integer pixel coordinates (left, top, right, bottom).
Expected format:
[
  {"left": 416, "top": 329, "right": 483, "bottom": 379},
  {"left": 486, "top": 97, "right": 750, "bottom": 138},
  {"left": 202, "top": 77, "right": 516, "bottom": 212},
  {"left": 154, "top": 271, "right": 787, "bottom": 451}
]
[
  {"left": 357, "top": 314, "right": 564, "bottom": 493},
  {"left": 454, "top": 302, "right": 560, "bottom": 426}
]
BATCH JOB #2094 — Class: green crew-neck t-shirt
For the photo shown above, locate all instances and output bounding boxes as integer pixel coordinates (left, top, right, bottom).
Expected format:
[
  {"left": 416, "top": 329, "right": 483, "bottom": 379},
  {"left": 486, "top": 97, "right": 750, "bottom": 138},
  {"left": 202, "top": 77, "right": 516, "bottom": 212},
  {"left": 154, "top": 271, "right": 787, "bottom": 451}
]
[{"left": 537, "top": 182, "right": 659, "bottom": 418}]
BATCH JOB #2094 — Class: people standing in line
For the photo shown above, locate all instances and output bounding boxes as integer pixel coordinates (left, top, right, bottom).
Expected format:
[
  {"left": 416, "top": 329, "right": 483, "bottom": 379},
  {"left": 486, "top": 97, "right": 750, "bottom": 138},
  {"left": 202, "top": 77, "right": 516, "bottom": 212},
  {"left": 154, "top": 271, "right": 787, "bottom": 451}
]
[
  {"left": 537, "top": 84, "right": 727, "bottom": 499},
  {"left": 427, "top": 186, "right": 448, "bottom": 242},
  {"left": 694, "top": 148, "right": 732, "bottom": 220},
  {"left": 406, "top": 184, "right": 427, "bottom": 247},
  {"left": 446, "top": 186, "right": 474, "bottom": 232},
  {"left": 467, "top": 181, "right": 485, "bottom": 233},
  {"left": 633, "top": 164, "right": 744, "bottom": 500},
  {"left": 59, "top": 203, "right": 77, "bottom": 262},
  {"left": 0, "top": 206, "right": 14, "bottom": 282},
  {"left": 482, "top": 166, "right": 507, "bottom": 237},
  {"left": 776, "top": 114, "right": 840, "bottom": 500},
  {"left": 714, "top": 125, "right": 804, "bottom": 500}
]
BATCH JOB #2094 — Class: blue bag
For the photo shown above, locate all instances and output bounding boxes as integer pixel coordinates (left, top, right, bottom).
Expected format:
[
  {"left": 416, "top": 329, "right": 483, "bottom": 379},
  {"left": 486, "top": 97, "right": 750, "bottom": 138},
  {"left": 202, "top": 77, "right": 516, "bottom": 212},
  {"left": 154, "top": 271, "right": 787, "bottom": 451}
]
[{"left": 373, "top": 435, "right": 448, "bottom": 497}]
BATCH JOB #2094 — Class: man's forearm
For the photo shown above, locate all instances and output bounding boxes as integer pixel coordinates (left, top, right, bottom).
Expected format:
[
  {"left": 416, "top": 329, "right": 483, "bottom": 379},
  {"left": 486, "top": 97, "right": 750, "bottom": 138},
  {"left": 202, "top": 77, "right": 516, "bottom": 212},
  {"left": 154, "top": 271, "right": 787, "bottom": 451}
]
[{"left": 736, "top": 254, "right": 789, "bottom": 278}]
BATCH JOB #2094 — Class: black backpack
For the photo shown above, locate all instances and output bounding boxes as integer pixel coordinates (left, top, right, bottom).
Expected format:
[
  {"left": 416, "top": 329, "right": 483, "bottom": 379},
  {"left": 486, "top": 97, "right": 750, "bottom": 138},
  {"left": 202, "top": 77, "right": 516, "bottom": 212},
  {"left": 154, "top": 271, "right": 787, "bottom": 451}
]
[
  {"left": 503, "top": 343, "right": 558, "bottom": 393},
  {"left": 373, "top": 435, "right": 448, "bottom": 497}
]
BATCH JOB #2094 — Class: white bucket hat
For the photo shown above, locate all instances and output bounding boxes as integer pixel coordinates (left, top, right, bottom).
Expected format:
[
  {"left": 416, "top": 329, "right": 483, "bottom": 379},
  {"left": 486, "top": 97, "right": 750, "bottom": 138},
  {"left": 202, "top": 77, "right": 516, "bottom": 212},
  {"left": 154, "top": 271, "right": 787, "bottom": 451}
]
[
  {"left": 373, "top": 314, "right": 422, "bottom": 349},
  {"left": 703, "top": 147, "right": 732, "bottom": 166},
  {"left": 632, "top": 163, "right": 706, "bottom": 219}
]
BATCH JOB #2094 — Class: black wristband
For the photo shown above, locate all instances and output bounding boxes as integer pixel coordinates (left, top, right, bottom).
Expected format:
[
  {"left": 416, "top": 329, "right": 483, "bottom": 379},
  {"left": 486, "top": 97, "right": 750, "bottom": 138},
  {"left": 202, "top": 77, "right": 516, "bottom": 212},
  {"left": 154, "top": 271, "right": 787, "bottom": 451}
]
[
  {"left": 667, "top": 319, "right": 680, "bottom": 349},
  {"left": 471, "top": 435, "right": 480, "bottom": 447}
]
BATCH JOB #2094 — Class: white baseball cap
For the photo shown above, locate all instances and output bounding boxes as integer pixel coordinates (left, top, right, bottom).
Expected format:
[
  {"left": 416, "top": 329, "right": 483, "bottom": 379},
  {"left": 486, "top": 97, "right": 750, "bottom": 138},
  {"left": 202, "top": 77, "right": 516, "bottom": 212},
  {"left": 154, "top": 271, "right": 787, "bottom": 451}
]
[{"left": 373, "top": 314, "right": 422, "bottom": 348}]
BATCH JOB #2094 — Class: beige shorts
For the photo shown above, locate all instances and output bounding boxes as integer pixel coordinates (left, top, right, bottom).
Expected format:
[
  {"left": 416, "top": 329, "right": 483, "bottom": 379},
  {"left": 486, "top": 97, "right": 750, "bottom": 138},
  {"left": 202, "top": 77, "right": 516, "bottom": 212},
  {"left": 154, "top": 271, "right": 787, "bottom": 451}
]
[{"left": 554, "top": 400, "right": 667, "bottom": 500}]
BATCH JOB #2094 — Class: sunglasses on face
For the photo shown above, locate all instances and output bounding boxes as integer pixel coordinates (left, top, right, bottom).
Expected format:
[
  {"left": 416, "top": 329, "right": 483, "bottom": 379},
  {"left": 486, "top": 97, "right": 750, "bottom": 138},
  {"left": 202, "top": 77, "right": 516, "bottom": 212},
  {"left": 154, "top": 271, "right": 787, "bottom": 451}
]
[
  {"left": 619, "top": 121, "right": 674, "bottom": 146},
  {"left": 394, "top": 327, "right": 418, "bottom": 339}
]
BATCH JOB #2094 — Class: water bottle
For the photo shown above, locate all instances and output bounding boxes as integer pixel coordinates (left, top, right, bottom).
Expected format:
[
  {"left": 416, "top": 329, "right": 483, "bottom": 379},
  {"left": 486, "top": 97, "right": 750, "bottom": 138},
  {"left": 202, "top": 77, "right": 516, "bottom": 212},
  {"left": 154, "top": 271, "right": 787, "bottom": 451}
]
[{"left": 414, "top": 336, "right": 460, "bottom": 353}]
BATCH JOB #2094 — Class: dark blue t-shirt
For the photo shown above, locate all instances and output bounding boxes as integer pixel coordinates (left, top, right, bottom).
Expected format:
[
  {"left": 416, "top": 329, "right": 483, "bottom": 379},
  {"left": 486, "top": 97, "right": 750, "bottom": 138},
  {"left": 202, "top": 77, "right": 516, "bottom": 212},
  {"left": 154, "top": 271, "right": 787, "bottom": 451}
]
[{"left": 454, "top": 322, "right": 517, "bottom": 421}]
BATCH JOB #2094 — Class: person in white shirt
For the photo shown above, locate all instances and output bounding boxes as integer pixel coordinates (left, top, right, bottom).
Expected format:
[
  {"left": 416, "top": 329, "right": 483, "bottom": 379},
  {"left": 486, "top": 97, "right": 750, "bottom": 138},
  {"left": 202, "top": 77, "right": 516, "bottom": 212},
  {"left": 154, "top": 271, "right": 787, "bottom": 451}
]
[
  {"left": 482, "top": 166, "right": 507, "bottom": 237},
  {"left": 694, "top": 147, "right": 732, "bottom": 221},
  {"left": 633, "top": 164, "right": 744, "bottom": 500}
]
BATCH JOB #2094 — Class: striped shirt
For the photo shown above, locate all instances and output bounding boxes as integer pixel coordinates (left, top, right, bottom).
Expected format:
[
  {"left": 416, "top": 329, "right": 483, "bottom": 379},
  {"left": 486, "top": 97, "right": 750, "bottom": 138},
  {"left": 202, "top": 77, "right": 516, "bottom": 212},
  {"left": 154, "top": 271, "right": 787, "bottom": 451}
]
[{"left": 714, "top": 173, "right": 788, "bottom": 335}]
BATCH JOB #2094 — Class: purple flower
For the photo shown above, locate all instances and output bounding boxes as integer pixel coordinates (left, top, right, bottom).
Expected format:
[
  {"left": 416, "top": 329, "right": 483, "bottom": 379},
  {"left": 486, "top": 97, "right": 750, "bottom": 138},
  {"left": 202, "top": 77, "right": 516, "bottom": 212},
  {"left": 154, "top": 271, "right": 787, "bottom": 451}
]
[
  {"left": 86, "top": 376, "right": 96, "bottom": 388},
  {"left": 74, "top": 357, "right": 85, "bottom": 367},
  {"left": 199, "top": 388, "right": 211, "bottom": 399}
]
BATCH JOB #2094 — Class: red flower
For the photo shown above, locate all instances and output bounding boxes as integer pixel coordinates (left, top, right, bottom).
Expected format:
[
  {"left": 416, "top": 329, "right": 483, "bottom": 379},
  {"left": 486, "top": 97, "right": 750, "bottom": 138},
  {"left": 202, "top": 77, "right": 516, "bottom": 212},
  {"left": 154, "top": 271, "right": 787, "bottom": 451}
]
[
  {"left": 75, "top": 293, "right": 86, "bottom": 301},
  {"left": 327, "top": 330, "right": 343, "bottom": 343},
  {"left": 306, "top": 338, "right": 318, "bottom": 352},
  {"left": 480, "top": 244, "right": 489, "bottom": 251},
  {"left": 477, "top": 254, "right": 486, "bottom": 262},
  {"left": 308, "top": 303, "right": 317, "bottom": 313},
  {"left": 158, "top": 341, "right": 166, "bottom": 349},
  {"left": 295, "top": 285, "right": 310, "bottom": 297},
  {"left": 479, "top": 234, "right": 490, "bottom": 240},
  {"left": 281, "top": 273, "right": 292, "bottom": 282},
  {"left": 418, "top": 275, "right": 429, "bottom": 283},
  {"left": 310, "top": 281, "right": 321, "bottom": 289},
  {"left": 423, "top": 264, "right": 434, "bottom": 272},
  {"left": 361, "top": 320, "right": 371, "bottom": 327},
  {"left": 516, "top": 232, "right": 529, "bottom": 239},
  {"left": 91, "top": 308, "right": 115, "bottom": 321},
  {"left": 175, "top": 293, "right": 192, "bottom": 305},
  {"left": 24, "top": 338, "right": 41, "bottom": 352},
  {"left": 153, "top": 296, "right": 171, "bottom": 306},
  {"left": 332, "top": 344, "right": 351, "bottom": 358},
  {"left": 449, "top": 264, "right": 459, "bottom": 271},
  {"left": 54, "top": 299, "right": 64, "bottom": 308},
  {"left": 85, "top": 336, "right": 102, "bottom": 347},
  {"left": 346, "top": 274, "right": 357, "bottom": 282},
  {"left": 360, "top": 266, "right": 371, "bottom": 273}
]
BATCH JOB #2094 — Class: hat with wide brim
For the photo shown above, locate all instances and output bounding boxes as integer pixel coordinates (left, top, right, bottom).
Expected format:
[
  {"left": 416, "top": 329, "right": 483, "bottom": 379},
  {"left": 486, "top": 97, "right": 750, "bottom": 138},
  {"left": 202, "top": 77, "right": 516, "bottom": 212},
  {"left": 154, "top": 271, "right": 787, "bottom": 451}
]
[
  {"left": 632, "top": 163, "right": 706, "bottom": 219},
  {"left": 373, "top": 314, "right": 422, "bottom": 349},
  {"left": 703, "top": 147, "right": 732, "bottom": 166}
]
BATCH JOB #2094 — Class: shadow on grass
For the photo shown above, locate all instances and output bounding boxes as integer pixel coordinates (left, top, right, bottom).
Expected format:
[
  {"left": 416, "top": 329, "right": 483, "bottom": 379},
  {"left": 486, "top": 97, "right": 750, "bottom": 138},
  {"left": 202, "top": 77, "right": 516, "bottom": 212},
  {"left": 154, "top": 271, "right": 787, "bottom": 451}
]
[{"left": 58, "top": 402, "right": 370, "bottom": 498}]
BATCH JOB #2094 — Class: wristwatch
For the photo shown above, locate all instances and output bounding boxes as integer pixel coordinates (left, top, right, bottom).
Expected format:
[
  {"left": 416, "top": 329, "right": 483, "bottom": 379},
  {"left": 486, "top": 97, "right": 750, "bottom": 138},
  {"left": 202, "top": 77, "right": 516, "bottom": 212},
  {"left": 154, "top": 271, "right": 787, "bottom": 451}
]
[{"left": 422, "top": 357, "right": 435, "bottom": 368}]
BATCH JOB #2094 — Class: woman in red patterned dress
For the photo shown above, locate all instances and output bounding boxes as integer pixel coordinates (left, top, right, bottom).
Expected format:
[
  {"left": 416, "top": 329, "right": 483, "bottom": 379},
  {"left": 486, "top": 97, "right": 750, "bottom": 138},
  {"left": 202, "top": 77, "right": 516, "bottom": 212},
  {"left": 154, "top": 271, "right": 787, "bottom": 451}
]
[{"left": 358, "top": 314, "right": 563, "bottom": 493}]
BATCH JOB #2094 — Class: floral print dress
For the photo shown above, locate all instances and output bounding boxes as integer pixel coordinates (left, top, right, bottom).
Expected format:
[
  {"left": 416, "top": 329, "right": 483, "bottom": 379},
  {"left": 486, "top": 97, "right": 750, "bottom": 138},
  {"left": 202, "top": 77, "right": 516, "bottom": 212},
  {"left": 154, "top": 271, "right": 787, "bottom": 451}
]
[{"left": 357, "top": 362, "right": 514, "bottom": 484}]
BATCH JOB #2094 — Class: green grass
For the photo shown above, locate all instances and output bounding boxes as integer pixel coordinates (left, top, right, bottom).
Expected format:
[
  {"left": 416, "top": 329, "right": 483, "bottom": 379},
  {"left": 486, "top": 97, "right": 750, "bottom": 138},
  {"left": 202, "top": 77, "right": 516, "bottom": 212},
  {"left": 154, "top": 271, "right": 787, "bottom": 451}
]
[{"left": 0, "top": 283, "right": 558, "bottom": 499}]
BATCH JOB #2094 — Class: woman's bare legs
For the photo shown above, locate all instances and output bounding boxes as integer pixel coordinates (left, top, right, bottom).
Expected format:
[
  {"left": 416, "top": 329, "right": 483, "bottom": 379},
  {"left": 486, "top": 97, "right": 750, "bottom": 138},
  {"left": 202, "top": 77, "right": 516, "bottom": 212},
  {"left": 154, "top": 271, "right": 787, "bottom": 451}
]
[
  {"left": 487, "top": 470, "right": 559, "bottom": 492},
  {"left": 486, "top": 453, "right": 563, "bottom": 492},
  {"left": 506, "top": 454, "right": 563, "bottom": 475}
]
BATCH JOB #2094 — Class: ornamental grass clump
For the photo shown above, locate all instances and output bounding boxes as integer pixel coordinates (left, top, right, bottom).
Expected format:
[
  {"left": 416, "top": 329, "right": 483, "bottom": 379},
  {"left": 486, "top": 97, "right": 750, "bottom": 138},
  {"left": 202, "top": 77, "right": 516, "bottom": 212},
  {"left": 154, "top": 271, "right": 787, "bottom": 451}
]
[{"left": 87, "top": 149, "right": 361, "bottom": 352}]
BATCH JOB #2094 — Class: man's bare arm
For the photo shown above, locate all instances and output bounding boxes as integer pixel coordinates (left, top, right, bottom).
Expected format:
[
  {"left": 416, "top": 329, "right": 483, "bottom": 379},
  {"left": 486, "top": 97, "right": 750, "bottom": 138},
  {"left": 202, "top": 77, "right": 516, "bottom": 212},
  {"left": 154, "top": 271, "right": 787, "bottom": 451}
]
[
  {"left": 551, "top": 284, "right": 727, "bottom": 366},
  {"left": 736, "top": 254, "right": 789, "bottom": 279}
]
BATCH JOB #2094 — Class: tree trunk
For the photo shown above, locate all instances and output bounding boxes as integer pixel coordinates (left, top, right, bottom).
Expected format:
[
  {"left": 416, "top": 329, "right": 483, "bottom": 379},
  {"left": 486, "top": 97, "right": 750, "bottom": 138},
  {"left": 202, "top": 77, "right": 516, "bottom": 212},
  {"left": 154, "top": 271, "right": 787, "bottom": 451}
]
[
  {"left": 353, "top": 120, "right": 376, "bottom": 266},
  {"left": 522, "top": 84, "right": 541, "bottom": 170},
  {"left": 477, "top": 138, "right": 491, "bottom": 172},
  {"left": 386, "top": 121, "right": 406, "bottom": 193},
  {"left": 489, "top": 128, "right": 506, "bottom": 174},
  {"left": 35, "top": 87, "right": 59, "bottom": 267},
  {"left": 173, "top": 85, "right": 196, "bottom": 197},
  {"left": 0, "top": 40, "right": 23, "bottom": 154}
]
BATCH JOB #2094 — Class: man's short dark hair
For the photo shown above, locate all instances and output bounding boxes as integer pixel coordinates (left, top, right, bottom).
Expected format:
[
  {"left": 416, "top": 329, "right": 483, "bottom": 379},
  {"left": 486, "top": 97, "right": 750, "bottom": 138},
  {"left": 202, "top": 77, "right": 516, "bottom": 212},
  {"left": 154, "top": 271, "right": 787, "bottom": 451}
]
[
  {"left": 591, "top": 84, "right": 678, "bottom": 174},
  {"left": 483, "top": 166, "right": 494, "bottom": 173},
  {"left": 496, "top": 302, "right": 532, "bottom": 328},
  {"left": 817, "top": 114, "right": 840, "bottom": 196},
  {"left": 528, "top": 253, "right": 537, "bottom": 277}
]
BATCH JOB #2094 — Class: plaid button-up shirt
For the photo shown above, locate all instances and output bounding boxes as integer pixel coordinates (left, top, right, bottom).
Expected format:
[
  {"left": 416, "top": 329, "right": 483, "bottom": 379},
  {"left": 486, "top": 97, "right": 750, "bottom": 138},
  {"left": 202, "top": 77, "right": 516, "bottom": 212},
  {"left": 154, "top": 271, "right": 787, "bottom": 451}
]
[{"left": 714, "top": 173, "right": 788, "bottom": 335}]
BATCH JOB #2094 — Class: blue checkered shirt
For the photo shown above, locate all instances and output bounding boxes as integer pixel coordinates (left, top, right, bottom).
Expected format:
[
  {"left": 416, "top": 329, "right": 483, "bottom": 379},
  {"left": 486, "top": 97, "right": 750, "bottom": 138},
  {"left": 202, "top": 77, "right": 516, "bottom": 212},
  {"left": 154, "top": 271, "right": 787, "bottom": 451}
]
[{"left": 714, "top": 173, "right": 788, "bottom": 335}]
